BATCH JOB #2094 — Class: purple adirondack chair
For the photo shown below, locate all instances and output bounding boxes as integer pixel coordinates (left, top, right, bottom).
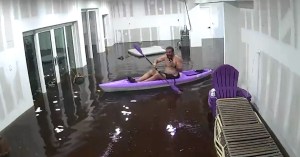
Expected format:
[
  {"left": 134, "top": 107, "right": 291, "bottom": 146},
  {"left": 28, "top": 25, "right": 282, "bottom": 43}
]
[{"left": 208, "top": 64, "right": 251, "bottom": 117}]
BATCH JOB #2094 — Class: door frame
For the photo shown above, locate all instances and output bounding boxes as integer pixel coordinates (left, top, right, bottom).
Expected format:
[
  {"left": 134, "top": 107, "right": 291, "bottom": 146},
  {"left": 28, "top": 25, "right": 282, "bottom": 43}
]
[{"left": 81, "top": 9, "right": 101, "bottom": 58}]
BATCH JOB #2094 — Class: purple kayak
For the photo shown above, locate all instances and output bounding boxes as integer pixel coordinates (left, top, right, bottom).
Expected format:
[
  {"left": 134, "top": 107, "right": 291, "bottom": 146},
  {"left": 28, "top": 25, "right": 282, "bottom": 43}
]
[{"left": 99, "top": 69, "right": 213, "bottom": 92}]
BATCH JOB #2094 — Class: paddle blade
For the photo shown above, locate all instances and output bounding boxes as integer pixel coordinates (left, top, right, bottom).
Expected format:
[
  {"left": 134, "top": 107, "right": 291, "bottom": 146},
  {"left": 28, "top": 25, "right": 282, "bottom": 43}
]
[
  {"left": 133, "top": 43, "right": 144, "bottom": 56},
  {"left": 170, "top": 84, "right": 182, "bottom": 94}
]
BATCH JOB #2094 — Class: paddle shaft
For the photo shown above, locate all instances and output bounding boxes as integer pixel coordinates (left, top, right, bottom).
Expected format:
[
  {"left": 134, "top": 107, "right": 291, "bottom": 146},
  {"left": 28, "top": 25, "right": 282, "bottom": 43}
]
[
  {"left": 141, "top": 53, "right": 154, "bottom": 66},
  {"left": 134, "top": 44, "right": 171, "bottom": 76}
]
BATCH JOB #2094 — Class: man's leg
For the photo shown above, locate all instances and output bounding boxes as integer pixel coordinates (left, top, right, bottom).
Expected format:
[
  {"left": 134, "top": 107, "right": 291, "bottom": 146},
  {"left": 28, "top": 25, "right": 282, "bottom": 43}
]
[
  {"left": 136, "top": 69, "right": 156, "bottom": 82},
  {"left": 143, "top": 71, "right": 166, "bottom": 81}
]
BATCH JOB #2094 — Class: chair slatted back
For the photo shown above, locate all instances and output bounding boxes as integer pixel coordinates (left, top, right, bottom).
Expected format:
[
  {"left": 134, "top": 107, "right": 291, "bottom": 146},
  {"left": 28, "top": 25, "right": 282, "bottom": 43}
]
[{"left": 212, "top": 64, "right": 239, "bottom": 98}]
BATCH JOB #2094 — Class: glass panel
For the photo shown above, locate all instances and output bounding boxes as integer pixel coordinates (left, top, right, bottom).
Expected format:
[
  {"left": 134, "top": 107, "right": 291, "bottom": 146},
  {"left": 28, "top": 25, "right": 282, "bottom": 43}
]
[
  {"left": 81, "top": 11, "right": 89, "bottom": 58},
  {"left": 89, "top": 11, "right": 98, "bottom": 54},
  {"left": 54, "top": 28, "right": 69, "bottom": 77},
  {"left": 33, "top": 27, "right": 78, "bottom": 146},
  {"left": 102, "top": 14, "right": 108, "bottom": 47},
  {"left": 23, "top": 35, "right": 41, "bottom": 99},
  {"left": 65, "top": 25, "right": 76, "bottom": 82},
  {"left": 102, "top": 15, "right": 107, "bottom": 38},
  {"left": 54, "top": 28, "right": 74, "bottom": 114},
  {"left": 65, "top": 26, "right": 76, "bottom": 70},
  {"left": 39, "top": 31, "right": 56, "bottom": 89}
]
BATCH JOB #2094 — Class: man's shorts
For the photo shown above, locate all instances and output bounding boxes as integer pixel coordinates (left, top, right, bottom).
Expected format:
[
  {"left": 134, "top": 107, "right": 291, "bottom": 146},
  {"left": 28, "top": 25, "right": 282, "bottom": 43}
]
[{"left": 163, "top": 73, "right": 180, "bottom": 79}]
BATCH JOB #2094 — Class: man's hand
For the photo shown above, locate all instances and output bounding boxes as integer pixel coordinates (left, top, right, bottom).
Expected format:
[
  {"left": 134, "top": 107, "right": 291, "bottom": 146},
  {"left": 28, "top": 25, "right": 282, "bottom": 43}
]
[
  {"left": 152, "top": 63, "right": 157, "bottom": 69},
  {"left": 169, "top": 60, "right": 176, "bottom": 68}
]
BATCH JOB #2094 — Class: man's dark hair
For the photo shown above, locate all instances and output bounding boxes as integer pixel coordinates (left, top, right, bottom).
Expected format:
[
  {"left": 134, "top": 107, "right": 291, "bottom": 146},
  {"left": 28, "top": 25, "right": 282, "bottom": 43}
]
[{"left": 166, "top": 46, "right": 174, "bottom": 53}]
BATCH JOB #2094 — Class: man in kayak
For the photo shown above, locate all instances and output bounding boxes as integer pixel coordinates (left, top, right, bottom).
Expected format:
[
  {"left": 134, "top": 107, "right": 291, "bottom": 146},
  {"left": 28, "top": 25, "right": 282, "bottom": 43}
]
[{"left": 128, "top": 46, "right": 183, "bottom": 83}]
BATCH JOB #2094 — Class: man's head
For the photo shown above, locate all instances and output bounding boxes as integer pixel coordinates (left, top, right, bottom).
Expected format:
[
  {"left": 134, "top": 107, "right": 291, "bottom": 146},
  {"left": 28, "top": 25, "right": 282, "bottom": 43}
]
[{"left": 166, "top": 46, "right": 174, "bottom": 60}]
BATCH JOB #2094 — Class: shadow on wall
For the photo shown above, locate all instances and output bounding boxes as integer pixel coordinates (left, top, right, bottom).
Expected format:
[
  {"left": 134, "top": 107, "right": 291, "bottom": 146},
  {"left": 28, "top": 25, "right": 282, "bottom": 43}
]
[
  {"left": 259, "top": 52, "right": 300, "bottom": 149},
  {"left": 0, "top": 61, "right": 25, "bottom": 122}
]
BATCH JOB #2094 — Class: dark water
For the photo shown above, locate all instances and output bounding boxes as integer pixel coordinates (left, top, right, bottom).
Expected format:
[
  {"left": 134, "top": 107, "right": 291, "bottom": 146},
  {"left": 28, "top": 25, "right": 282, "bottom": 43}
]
[{"left": 1, "top": 41, "right": 222, "bottom": 157}]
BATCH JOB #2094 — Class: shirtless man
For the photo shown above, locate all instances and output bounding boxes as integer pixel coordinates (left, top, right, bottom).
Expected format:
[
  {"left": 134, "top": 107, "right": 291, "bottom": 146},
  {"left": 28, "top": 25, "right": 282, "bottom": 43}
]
[{"left": 128, "top": 46, "right": 183, "bottom": 83}]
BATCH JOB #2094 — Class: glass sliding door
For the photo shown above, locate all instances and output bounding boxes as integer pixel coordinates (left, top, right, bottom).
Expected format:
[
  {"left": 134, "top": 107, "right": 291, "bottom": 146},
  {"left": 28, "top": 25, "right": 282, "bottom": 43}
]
[
  {"left": 81, "top": 9, "right": 99, "bottom": 76},
  {"left": 54, "top": 28, "right": 69, "bottom": 80},
  {"left": 39, "top": 31, "right": 57, "bottom": 90},
  {"left": 23, "top": 23, "right": 80, "bottom": 146},
  {"left": 65, "top": 25, "right": 76, "bottom": 82},
  {"left": 65, "top": 26, "right": 76, "bottom": 70},
  {"left": 23, "top": 23, "right": 78, "bottom": 96},
  {"left": 81, "top": 11, "right": 90, "bottom": 59},
  {"left": 23, "top": 35, "right": 41, "bottom": 100}
]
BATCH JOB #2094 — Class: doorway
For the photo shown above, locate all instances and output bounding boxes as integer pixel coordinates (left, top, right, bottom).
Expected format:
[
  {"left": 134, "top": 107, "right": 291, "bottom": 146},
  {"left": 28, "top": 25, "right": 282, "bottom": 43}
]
[
  {"left": 81, "top": 9, "right": 100, "bottom": 78},
  {"left": 81, "top": 10, "right": 100, "bottom": 59}
]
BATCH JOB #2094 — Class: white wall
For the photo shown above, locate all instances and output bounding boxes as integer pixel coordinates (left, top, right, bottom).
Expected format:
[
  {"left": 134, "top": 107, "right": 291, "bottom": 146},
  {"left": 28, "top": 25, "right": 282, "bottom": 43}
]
[
  {"left": 209, "top": 3, "right": 225, "bottom": 38},
  {"left": 110, "top": 0, "right": 186, "bottom": 43},
  {"left": 0, "top": 0, "right": 111, "bottom": 131},
  {"left": 188, "top": 3, "right": 224, "bottom": 47},
  {"left": 223, "top": 2, "right": 240, "bottom": 65},
  {"left": 195, "top": 0, "right": 251, "bottom": 3},
  {"left": 110, "top": 0, "right": 224, "bottom": 46},
  {"left": 113, "top": 14, "right": 183, "bottom": 40},
  {"left": 184, "top": 0, "right": 198, "bottom": 10},
  {"left": 224, "top": 0, "right": 300, "bottom": 156}
]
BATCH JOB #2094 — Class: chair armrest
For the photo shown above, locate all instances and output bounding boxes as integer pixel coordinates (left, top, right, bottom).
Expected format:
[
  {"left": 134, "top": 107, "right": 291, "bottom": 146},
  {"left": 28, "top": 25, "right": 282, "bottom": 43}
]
[
  {"left": 208, "top": 88, "right": 217, "bottom": 106},
  {"left": 209, "top": 88, "right": 216, "bottom": 97},
  {"left": 237, "top": 87, "right": 251, "bottom": 101}
]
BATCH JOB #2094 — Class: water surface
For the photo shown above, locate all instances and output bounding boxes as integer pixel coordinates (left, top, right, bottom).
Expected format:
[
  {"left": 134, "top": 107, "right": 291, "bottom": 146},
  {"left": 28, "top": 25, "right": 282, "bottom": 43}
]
[{"left": 2, "top": 41, "right": 222, "bottom": 157}]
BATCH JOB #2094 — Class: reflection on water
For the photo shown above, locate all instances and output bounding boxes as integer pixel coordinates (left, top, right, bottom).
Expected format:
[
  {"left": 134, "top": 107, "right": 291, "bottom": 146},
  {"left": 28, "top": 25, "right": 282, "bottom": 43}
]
[
  {"left": 2, "top": 40, "right": 223, "bottom": 157},
  {"left": 166, "top": 124, "right": 176, "bottom": 137},
  {"left": 101, "top": 127, "right": 123, "bottom": 157}
]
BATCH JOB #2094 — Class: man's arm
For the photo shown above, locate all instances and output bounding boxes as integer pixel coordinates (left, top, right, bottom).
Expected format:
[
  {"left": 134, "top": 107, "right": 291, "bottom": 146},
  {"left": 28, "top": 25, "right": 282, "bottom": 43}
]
[
  {"left": 175, "top": 57, "right": 183, "bottom": 72},
  {"left": 153, "top": 55, "right": 165, "bottom": 67}
]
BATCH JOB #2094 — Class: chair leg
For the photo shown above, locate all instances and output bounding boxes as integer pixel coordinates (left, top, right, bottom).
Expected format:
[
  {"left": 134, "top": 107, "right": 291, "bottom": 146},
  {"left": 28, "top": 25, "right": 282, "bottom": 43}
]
[{"left": 214, "top": 115, "right": 226, "bottom": 157}]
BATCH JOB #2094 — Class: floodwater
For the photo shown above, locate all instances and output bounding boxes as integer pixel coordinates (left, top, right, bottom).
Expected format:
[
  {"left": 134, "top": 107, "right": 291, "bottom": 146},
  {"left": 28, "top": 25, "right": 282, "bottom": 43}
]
[{"left": 1, "top": 41, "right": 223, "bottom": 157}]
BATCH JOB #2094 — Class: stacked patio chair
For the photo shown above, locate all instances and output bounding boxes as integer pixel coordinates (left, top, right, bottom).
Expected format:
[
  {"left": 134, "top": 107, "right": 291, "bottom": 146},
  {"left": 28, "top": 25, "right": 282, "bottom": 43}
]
[{"left": 214, "top": 98, "right": 283, "bottom": 157}]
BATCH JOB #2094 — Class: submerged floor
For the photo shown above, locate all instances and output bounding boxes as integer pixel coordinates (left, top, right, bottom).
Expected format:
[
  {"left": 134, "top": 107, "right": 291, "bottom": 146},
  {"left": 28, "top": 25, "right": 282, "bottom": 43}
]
[{"left": 1, "top": 41, "right": 223, "bottom": 157}]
